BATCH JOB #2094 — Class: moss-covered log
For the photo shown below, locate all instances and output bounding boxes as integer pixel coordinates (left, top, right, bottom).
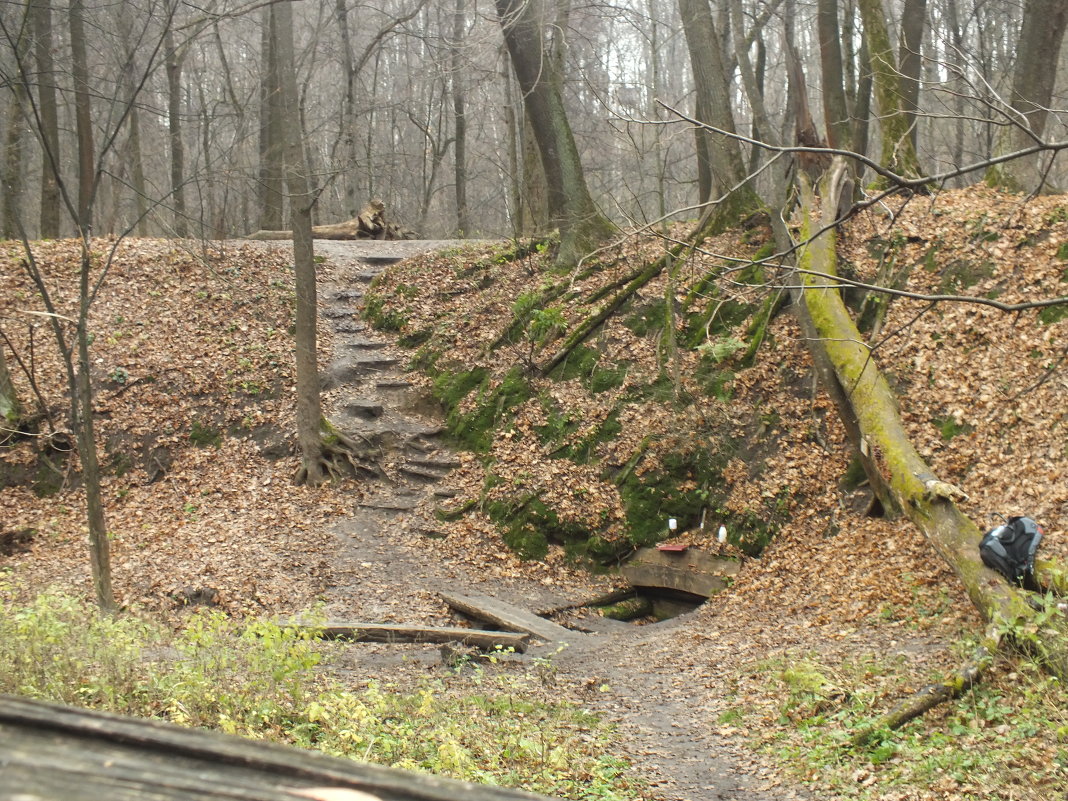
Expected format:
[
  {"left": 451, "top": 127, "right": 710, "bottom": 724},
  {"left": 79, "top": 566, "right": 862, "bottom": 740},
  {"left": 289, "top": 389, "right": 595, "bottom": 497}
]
[
  {"left": 539, "top": 254, "right": 670, "bottom": 375},
  {"left": 598, "top": 595, "right": 653, "bottom": 621},
  {"left": 851, "top": 629, "right": 1000, "bottom": 746},
  {"left": 796, "top": 158, "right": 1068, "bottom": 687}
]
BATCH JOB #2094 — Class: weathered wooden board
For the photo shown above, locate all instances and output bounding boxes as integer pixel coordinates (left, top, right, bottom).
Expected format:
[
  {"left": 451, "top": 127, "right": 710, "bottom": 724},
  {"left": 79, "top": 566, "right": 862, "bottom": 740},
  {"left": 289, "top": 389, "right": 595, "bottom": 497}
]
[
  {"left": 0, "top": 694, "right": 557, "bottom": 801},
  {"left": 306, "top": 622, "right": 528, "bottom": 653},
  {"left": 439, "top": 593, "right": 578, "bottom": 644},
  {"left": 621, "top": 548, "right": 740, "bottom": 598}
]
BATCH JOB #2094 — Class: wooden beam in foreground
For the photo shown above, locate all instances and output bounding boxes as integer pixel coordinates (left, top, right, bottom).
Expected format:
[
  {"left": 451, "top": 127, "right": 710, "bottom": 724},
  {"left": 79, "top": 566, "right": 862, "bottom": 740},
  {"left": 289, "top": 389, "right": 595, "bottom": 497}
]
[{"left": 0, "top": 694, "right": 558, "bottom": 800}]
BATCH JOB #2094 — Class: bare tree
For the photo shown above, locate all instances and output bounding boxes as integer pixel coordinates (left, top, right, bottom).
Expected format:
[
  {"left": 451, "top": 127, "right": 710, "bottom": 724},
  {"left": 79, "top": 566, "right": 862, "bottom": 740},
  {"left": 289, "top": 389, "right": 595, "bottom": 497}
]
[
  {"left": 857, "top": 0, "right": 924, "bottom": 179},
  {"left": 897, "top": 0, "right": 927, "bottom": 149},
  {"left": 451, "top": 0, "right": 469, "bottom": 236},
  {"left": 495, "top": 0, "right": 615, "bottom": 265},
  {"left": 68, "top": 0, "right": 94, "bottom": 230},
  {"left": 164, "top": 26, "right": 189, "bottom": 236},
  {"left": 987, "top": 0, "right": 1068, "bottom": 191},
  {"left": 31, "top": 0, "right": 62, "bottom": 237},
  {"left": 2, "top": 1, "right": 29, "bottom": 239}
]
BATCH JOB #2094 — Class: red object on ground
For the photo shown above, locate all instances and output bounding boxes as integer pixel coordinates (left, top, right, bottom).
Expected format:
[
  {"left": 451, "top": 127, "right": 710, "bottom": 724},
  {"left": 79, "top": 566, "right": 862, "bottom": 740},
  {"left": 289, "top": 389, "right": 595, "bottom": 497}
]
[{"left": 656, "top": 543, "right": 689, "bottom": 552}]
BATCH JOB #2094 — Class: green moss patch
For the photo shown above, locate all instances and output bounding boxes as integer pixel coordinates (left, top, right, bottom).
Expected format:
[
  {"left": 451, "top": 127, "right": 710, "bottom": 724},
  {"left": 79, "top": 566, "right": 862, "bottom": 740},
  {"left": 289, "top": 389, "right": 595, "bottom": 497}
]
[
  {"left": 1038, "top": 303, "right": 1068, "bottom": 325},
  {"left": 364, "top": 292, "right": 407, "bottom": 332},
  {"left": 433, "top": 367, "right": 531, "bottom": 452},
  {"left": 937, "top": 258, "right": 995, "bottom": 293},
  {"left": 484, "top": 492, "right": 595, "bottom": 561},
  {"left": 683, "top": 298, "right": 754, "bottom": 348},
  {"left": 617, "top": 449, "right": 724, "bottom": 548}
]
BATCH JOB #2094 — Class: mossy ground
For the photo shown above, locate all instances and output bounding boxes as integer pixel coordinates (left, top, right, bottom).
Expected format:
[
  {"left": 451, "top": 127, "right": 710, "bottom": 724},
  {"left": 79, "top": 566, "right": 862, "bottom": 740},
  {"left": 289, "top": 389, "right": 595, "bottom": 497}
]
[{"left": 364, "top": 231, "right": 799, "bottom": 562}]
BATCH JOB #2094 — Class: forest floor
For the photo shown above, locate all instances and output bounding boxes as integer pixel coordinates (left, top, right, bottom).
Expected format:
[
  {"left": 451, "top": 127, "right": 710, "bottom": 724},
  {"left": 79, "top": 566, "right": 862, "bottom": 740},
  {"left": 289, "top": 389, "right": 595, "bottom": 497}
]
[{"left": 1, "top": 187, "right": 1067, "bottom": 800}]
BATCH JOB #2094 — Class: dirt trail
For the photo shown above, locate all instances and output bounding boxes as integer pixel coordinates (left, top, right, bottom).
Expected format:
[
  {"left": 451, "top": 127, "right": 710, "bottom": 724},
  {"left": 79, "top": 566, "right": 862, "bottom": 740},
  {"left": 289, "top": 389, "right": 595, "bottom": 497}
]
[{"left": 309, "top": 241, "right": 810, "bottom": 801}]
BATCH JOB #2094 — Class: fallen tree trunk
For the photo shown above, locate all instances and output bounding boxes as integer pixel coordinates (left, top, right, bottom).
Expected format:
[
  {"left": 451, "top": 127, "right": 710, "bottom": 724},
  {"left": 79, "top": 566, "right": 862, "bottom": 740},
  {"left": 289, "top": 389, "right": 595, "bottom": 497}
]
[
  {"left": 795, "top": 159, "right": 1067, "bottom": 706},
  {"left": 246, "top": 200, "right": 414, "bottom": 241}
]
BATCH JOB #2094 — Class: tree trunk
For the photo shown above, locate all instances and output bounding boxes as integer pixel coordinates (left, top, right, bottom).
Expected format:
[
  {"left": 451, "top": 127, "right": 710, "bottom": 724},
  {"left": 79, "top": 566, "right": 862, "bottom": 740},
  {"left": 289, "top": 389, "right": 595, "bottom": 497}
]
[
  {"left": 678, "top": 0, "right": 763, "bottom": 235},
  {"left": 987, "top": 0, "right": 1068, "bottom": 192},
  {"left": 856, "top": 0, "right": 923, "bottom": 179},
  {"left": 68, "top": 0, "right": 95, "bottom": 232},
  {"left": 335, "top": 0, "right": 358, "bottom": 220},
  {"left": 945, "top": 0, "right": 967, "bottom": 185},
  {"left": 118, "top": 16, "right": 149, "bottom": 236},
  {"left": 32, "top": 0, "right": 62, "bottom": 238},
  {"left": 501, "top": 52, "right": 525, "bottom": 237},
  {"left": 271, "top": 2, "right": 325, "bottom": 485},
  {"left": 452, "top": 0, "right": 470, "bottom": 237},
  {"left": 74, "top": 248, "right": 116, "bottom": 611},
  {"left": 853, "top": 35, "right": 873, "bottom": 160},
  {"left": 164, "top": 28, "right": 188, "bottom": 237},
  {"left": 2, "top": 69, "right": 27, "bottom": 240},
  {"left": 796, "top": 158, "right": 1068, "bottom": 678},
  {"left": 817, "top": 0, "right": 852, "bottom": 149},
  {"left": 0, "top": 343, "right": 22, "bottom": 434},
  {"left": 259, "top": 7, "right": 285, "bottom": 231},
  {"left": 495, "top": 0, "right": 615, "bottom": 266},
  {"left": 897, "top": 0, "right": 927, "bottom": 150},
  {"left": 678, "top": 0, "right": 746, "bottom": 187}
]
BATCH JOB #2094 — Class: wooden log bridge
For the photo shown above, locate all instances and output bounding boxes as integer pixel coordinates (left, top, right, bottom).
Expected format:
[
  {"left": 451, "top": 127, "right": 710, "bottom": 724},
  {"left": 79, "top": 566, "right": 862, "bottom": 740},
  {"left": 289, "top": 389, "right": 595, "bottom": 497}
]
[
  {"left": 620, "top": 547, "right": 740, "bottom": 598},
  {"left": 439, "top": 592, "right": 579, "bottom": 645},
  {"left": 0, "top": 694, "right": 559, "bottom": 800}
]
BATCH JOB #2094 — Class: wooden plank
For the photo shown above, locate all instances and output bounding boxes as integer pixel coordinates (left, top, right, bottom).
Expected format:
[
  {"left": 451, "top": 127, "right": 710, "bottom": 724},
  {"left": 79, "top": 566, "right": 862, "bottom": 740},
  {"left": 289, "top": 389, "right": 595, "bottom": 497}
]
[
  {"left": 439, "top": 593, "right": 578, "bottom": 644},
  {"left": 621, "top": 548, "right": 740, "bottom": 598},
  {"left": 0, "top": 694, "right": 557, "bottom": 801},
  {"left": 305, "top": 622, "right": 528, "bottom": 653}
]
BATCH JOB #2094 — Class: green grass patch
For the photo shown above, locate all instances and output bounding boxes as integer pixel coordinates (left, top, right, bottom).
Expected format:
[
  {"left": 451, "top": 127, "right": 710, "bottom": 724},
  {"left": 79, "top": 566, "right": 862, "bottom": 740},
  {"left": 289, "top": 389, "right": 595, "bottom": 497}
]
[
  {"left": 932, "top": 415, "right": 974, "bottom": 441},
  {"left": 1039, "top": 303, "right": 1068, "bottom": 325},
  {"left": 732, "top": 647, "right": 1068, "bottom": 799},
  {"left": 0, "top": 588, "right": 643, "bottom": 800}
]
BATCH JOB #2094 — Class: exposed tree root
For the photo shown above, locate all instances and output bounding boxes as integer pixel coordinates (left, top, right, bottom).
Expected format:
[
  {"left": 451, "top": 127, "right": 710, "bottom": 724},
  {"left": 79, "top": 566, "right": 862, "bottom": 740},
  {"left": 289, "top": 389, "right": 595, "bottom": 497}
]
[{"left": 293, "top": 420, "right": 388, "bottom": 486}]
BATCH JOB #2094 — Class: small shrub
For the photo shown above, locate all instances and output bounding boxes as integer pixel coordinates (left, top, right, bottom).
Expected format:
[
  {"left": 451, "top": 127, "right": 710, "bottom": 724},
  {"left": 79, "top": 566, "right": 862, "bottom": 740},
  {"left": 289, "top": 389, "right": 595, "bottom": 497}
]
[{"left": 189, "top": 420, "right": 223, "bottom": 448}]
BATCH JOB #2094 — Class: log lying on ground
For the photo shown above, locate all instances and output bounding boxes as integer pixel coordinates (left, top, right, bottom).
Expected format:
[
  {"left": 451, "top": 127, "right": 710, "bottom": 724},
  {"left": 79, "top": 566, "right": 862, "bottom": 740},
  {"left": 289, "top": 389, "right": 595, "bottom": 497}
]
[
  {"left": 795, "top": 159, "right": 1068, "bottom": 736},
  {"left": 621, "top": 547, "right": 739, "bottom": 598},
  {"left": 246, "top": 199, "right": 415, "bottom": 241},
  {"left": 851, "top": 628, "right": 1000, "bottom": 746},
  {"left": 298, "top": 621, "right": 529, "bottom": 653},
  {"left": 598, "top": 596, "right": 653, "bottom": 621},
  {"left": 540, "top": 587, "right": 635, "bottom": 615}
]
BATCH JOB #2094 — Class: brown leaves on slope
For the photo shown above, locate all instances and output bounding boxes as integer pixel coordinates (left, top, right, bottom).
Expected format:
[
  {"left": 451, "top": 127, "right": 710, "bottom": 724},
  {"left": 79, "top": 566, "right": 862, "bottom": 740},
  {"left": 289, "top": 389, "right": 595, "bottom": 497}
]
[{"left": 0, "top": 238, "right": 353, "bottom": 615}]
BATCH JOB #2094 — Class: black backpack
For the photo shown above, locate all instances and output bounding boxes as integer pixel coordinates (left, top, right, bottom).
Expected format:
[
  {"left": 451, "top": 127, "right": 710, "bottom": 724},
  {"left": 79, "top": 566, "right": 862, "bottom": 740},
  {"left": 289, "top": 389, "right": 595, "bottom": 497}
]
[{"left": 979, "top": 516, "right": 1044, "bottom": 589}]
